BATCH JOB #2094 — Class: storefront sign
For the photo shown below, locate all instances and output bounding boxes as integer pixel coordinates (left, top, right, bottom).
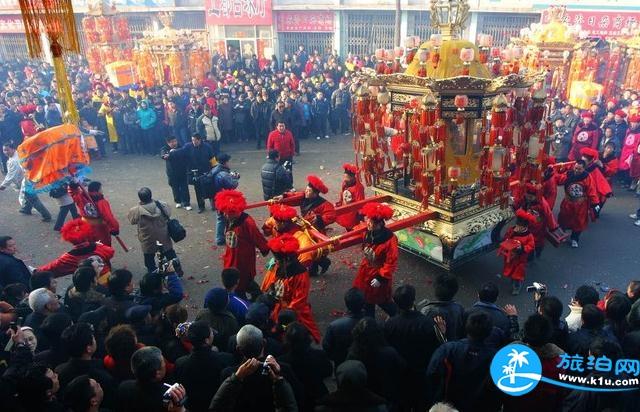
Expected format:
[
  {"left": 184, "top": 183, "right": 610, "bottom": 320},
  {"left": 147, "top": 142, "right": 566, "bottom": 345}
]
[
  {"left": 275, "top": 11, "right": 334, "bottom": 33},
  {"left": 205, "top": 0, "right": 272, "bottom": 26},
  {"left": 0, "top": 15, "right": 24, "bottom": 33},
  {"left": 541, "top": 9, "right": 640, "bottom": 37}
]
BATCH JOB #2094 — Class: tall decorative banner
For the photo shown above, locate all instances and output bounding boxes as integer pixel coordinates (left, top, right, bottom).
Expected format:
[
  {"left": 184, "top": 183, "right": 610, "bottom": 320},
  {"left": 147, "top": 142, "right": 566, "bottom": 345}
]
[
  {"left": 275, "top": 11, "right": 334, "bottom": 32},
  {"left": 541, "top": 9, "right": 640, "bottom": 37},
  {"left": 205, "top": 0, "right": 272, "bottom": 26}
]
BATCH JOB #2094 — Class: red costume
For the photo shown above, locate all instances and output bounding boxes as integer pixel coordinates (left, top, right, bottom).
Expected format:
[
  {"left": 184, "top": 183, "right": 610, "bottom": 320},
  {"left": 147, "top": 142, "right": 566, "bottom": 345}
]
[
  {"left": 599, "top": 155, "right": 619, "bottom": 180},
  {"left": 288, "top": 175, "right": 336, "bottom": 232},
  {"left": 266, "top": 129, "right": 295, "bottom": 160},
  {"left": 557, "top": 170, "right": 599, "bottom": 232},
  {"left": 568, "top": 113, "right": 600, "bottom": 161},
  {"left": 620, "top": 120, "right": 640, "bottom": 172},
  {"left": 542, "top": 171, "right": 559, "bottom": 210},
  {"left": 38, "top": 219, "right": 114, "bottom": 284},
  {"left": 514, "top": 185, "right": 558, "bottom": 249},
  {"left": 336, "top": 164, "right": 365, "bottom": 231},
  {"left": 261, "top": 234, "right": 321, "bottom": 342},
  {"left": 501, "top": 210, "right": 536, "bottom": 282},
  {"left": 69, "top": 184, "right": 119, "bottom": 246},
  {"left": 215, "top": 190, "right": 269, "bottom": 294},
  {"left": 353, "top": 203, "right": 397, "bottom": 305},
  {"left": 581, "top": 148, "right": 613, "bottom": 205}
]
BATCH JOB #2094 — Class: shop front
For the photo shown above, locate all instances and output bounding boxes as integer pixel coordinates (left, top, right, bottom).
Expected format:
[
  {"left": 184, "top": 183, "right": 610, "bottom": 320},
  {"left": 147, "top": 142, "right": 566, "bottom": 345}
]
[
  {"left": 275, "top": 10, "right": 334, "bottom": 57},
  {"left": 205, "top": 0, "right": 274, "bottom": 63}
]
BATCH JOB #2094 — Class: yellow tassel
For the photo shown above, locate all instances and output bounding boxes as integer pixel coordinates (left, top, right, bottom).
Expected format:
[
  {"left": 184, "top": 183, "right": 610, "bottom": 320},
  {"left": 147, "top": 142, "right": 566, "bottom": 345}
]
[
  {"left": 18, "top": 0, "right": 80, "bottom": 59},
  {"left": 53, "top": 55, "right": 79, "bottom": 124}
]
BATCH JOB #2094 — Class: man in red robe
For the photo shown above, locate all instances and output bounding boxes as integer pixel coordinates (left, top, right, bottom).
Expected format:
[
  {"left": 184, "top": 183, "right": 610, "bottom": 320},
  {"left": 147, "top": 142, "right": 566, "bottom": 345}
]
[
  {"left": 557, "top": 160, "right": 600, "bottom": 248},
  {"left": 580, "top": 147, "right": 613, "bottom": 213},
  {"left": 261, "top": 233, "right": 321, "bottom": 342},
  {"left": 513, "top": 183, "right": 559, "bottom": 260},
  {"left": 335, "top": 163, "right": 365, "bottom": 231},
  {"left": 500, "top": 210, "right": 536, "bottom": 295},
  {"left": 262, "top": 204, "right": 325, "bottom": 269},
  {"left": 285, "top": 175, "right": 336, "bottom": 276},
  {"left": 69, "top": 181, "right": 119, "bottom": 246},
  {"left": 39, "top": 218, "right": 114, "bottom": 285},
  {"left": 569, "top": 111, "right": 601, "bottom": 161},
  {"left": 215, "top": 189, "right": 269, "bottom": 300},
  {"left": 353, "top": 202, "right": 398, "bottom": 318}
]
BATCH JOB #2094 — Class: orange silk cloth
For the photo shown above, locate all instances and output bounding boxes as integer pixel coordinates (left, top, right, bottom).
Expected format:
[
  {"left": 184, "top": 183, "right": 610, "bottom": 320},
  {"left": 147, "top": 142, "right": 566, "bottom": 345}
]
[{"left": 17, "top": 124, "right": 89, "bottom": 189}]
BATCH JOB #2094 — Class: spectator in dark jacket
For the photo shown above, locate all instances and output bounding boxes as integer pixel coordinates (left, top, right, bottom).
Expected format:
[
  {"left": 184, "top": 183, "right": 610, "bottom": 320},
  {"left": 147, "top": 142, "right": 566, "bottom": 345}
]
[
  {"left": 538, "top": 295, "right": 569, "bottom": 349},
  {"left": 270, "top": 100, "right": 293, "bottom": 130},
  {"left": 323, "top": 287, "right": 365, "bottom": 366},
  {"left": 0, "top": 236, "right": 32, "bottom": 290},
  {"left": 280, "top": 322, "right": 332, "bottom": 412},
  {"left": 217, "top": 96, "right": 234, "bottom": 142},
  {"left": 566, "top": 304, "right": 618, "bottom": 357},
  {"left": 161, "top": 136, "right": 190, "bottom": 209},
  {"left": 315, "top": 360, "right": 388, "bottom": 412},
  {"left": 384, "top": 285, "right": 442, "bottom": 411},
  {"left": 420, "top": 273, "right": 465, "bottom": 341},
  {"left": 134, "top": 270, "right": 183, "bottom": 312},
  {"left": 210, "top": 325, "right": 299, "bottom": 412},
  {"left": 177, "top": 134, "right": 214, "bottom": 213},
  {"left": 116, "top": 346, "right": 187, "bottom": 412},
  {"left": 312, "top": 91, "right": 331, "bottom": 139},
  {"left": 251, "top": 94, "right": 272, "bottom": 149},
  {"left": 103, "top": 269, "right": 135, "bottom": 325},
  {"left": 346, "top": 317, "right": 407, "bottom": 408},
  {"left": 260, "top": 150, "right": 292, "bottom": 200},
  {"left": 175, "top": 321, "right": 234, "bottom": 412},
  {"left": 33, "top": 312, "right": 73, "bottom": 369},
  {"left": 63, "top": 266, "right": 106, "bottom": 322},
  {"left": 427, "top": 312, "right": 497, "bottom": 411},
  {"left": 55, "top": 323, "right": 116, "bottom": 410},
  {"left": 464, "top": 281, "right": 518, "bottom": 342},
  {"left": 196, "top": 287, "right": 238, "bottom": 352}
]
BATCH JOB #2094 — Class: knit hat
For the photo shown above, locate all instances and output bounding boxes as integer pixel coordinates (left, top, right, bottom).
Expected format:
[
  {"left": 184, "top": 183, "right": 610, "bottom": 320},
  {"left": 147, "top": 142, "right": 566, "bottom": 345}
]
[{"left": 204, "top": 287, "right": 228, "bottom": 311}]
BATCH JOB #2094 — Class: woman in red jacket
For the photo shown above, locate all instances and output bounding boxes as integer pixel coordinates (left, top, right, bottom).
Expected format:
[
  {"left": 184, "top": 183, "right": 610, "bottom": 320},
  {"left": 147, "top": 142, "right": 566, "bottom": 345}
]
[
  {"left": 500, "top": 209, "right": 536, "bottom": 295},
  {"left": 353, "top": 202, "right": 398, "bottom": 317}
]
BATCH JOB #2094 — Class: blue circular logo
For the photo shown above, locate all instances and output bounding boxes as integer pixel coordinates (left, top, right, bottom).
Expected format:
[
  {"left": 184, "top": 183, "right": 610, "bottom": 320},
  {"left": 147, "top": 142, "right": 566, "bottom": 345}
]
[{"left": 490, "top": 343, "right": 542, "bottom": 396}]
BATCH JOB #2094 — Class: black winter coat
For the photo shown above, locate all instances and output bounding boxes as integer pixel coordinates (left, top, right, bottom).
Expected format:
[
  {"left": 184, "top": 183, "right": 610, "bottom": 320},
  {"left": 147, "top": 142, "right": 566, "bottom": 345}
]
[
  {"left": 160, "top": 144, "right": 188, "bottom": 186},
  {"left": 178, "top": 141, "right": 214, "bottom": 177},
  {"left": 260, "top": 159, "right": 292, "bottom": 200},
  {"left": 420, "top": 300, "right": 465, "bottom": 341},
  {"left": 384, "top": 310, "right": 440, "bottom": 372},
  {"left": 322, "top": 313, "right": 363, "bottom": 365},
  {"left": 0, "top": 251, "right": 31, "bottom": 289},
  {"left": 175, "top": 346, "right": 234, "bottom": 412}
]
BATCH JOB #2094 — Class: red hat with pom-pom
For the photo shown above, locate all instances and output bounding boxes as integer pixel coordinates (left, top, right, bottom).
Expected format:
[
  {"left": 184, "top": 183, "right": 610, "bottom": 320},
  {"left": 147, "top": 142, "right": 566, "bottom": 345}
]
[
  {"left": 270, "top": 204, "right": 297, "bottom": 221},
  {"left": 60, "top": 218, "right": 93, "bottom": 244},
  {"left": 515, "top": 209, "right": 536, "bottom": 225},
  {"left": 307, "top": 175, "right": 329, "bottom": 194},
  {"left": 343, "top": 163, "right": 358, "bottom": 176},
  {"left": 580, "top": 147, "right": 599, "bottom": 159},
  {"left": 215, "top": 189, "right": 247, "bottom": 215},
  {"left": 268, "top": 233, "right": 300, "bottom": 254},
  {"left": 361, "top": 202, "right": 394, "bottom": 221}
]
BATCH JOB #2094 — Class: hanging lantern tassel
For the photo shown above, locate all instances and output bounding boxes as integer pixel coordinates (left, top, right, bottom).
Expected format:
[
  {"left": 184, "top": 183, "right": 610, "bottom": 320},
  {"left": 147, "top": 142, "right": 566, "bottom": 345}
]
[{"left": 19, "top": 0, "right": 81, "bottom": 124}]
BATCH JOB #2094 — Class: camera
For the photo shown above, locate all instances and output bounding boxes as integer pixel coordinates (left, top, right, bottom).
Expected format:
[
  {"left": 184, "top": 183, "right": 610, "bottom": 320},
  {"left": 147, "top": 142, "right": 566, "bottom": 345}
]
[
  {"left": 261, "top": 360, "right": 271, "bottom": 376},
  {"left": 526, "top": 282, "right": 547, "bottom": 299},
  {"left": 9, "top": 316, "right": 23, "bottom": 333},
  {"left": 162, "top": 383, "right": 186, "bottom": 407},
  {"left": 155, "top": 242, "right": 181, "bottom": 275}
]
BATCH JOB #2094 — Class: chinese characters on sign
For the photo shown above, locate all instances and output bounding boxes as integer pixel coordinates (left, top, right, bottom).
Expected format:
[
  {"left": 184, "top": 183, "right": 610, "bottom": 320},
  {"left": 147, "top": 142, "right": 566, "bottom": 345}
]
[
  {"left": 205, "top": 0, "right": 272, "bottom": 26},
  {"left": 0, "top": 16, "right": 24, "bottom": 33},
  {"left": 557, "top": 353, "right": 640, "bottom": 376},
  {"left": 275, "top": 11, "right": 334, "bottom": 33},
  {"left": 541, "top": 9, "right": 640, "bottom": 37}
]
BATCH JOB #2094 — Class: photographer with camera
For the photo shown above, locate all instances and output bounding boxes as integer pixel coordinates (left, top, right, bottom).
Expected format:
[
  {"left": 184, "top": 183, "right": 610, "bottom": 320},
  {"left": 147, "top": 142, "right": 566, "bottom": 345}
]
[
  {"left": 117, "top": 346, "right": 187, "bottom": 412},
  {"left": 210, "top": 324, "right": 299, "bottom": 412},
  {"left": 127, "top": 187, "right": 178, "bottom": 274},
  {"left": 135, "top": 260, "right": 184, "bottom": 313},
  {"left": 176, "top": 134, "right": 214, "bottom": 214}
]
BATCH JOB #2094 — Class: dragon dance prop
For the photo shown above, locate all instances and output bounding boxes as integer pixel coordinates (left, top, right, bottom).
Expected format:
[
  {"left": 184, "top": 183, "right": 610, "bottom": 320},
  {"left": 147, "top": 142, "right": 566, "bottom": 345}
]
[
  {"left": 18, "top": 0, "right": 80, "bottom": 124},
  {"left": 17, "top": 124, "right": 91, "bottom": 194}
]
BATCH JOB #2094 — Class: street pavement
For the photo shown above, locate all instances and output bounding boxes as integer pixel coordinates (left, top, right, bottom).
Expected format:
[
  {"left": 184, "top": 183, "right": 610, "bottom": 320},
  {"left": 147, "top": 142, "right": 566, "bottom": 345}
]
[{"left": 2, "top": 135, "right": 639, "bottom": 332}]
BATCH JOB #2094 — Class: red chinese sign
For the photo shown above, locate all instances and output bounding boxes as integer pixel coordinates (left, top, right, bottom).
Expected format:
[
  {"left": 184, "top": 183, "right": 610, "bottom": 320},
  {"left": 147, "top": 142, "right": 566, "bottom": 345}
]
[
  {"left": 205, "top": 0, "right": 272, "bottom": 26},
  {"left": 541, "top": 9, "right": 640, "bottom": 37},
  {"left": 0, "top": 15, "right": 24, "bottom": 33},
  {"left": 275, "top": 11, "right": 334, "bottom": 33}
]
